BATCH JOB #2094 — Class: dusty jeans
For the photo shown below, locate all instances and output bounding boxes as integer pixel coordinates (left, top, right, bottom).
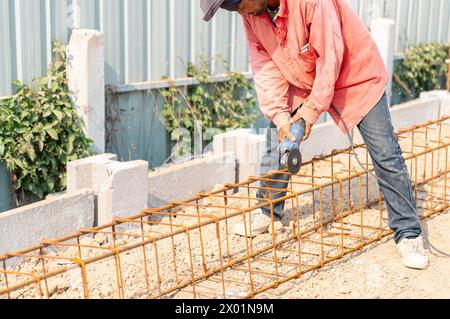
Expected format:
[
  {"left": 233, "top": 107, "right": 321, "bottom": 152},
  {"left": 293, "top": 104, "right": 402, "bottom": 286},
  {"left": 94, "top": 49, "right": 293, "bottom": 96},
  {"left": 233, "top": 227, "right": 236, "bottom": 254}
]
[{"left": 256, "top": 93, "right": 422, "bottom": 244}]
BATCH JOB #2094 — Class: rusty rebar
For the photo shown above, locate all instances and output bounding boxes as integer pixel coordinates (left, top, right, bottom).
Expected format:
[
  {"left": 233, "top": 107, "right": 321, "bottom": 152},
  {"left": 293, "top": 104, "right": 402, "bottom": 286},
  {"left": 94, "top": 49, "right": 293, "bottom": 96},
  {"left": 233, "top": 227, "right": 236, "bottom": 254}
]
[{"left": 1, "top": 117, "right": 450, "bottom": 299}]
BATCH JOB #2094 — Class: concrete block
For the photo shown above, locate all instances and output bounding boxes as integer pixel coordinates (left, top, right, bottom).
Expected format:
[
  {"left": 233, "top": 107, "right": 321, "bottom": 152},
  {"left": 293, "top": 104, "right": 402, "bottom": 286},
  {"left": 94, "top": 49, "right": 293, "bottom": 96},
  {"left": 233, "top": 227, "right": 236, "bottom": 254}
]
[
  {"left": 67, "top": 153, "right": 118, "bottom": 194},
  {"left": 0, "top": 189, "right": 95, "bottom": 257},
  {"left": 67, "top": 29, "right": 105, "bottom": 153},
  {"left": 389, "top": 97, "right": 441, "bottom": 131},
  {"left": 293, "top": 94, "right": 444, "bottom": 163},
  {"left": 213, "top": 129, "right": 253, "bottom": 162},
  {"left": 148, "top": 153, "right": 236, "bottom": 209},
  {"left": 440, "top": 94, "right": 450, "bottom": 116},
  {"left": 97, "top": 160, "right": 149, "bottom": 225},
  {"left": 347, "top": 96, "right": 444, "bottom": 146},
  {"left": 371, "top": 18, "right": 396, "bottom": 103},
  {"left": 237, "top": 134, "right": 266, "bottom": 182},
  {"left": 301, "top": 121, "right": 350, "bottom": 163},
  {"left": 240, "top": 134, "right": 266, "bottom": 165},
  {"left": 67, "top": 154, "right": 149, "bottom": 225},
  {"left": 420, "top": 90, "right": 450, "bottom": 116},
  {"left": 213, "top": 129, "right": 265, "bottom": 182},
  {"left": 420, "top": 90, "right": 449, "bottom": 100}
]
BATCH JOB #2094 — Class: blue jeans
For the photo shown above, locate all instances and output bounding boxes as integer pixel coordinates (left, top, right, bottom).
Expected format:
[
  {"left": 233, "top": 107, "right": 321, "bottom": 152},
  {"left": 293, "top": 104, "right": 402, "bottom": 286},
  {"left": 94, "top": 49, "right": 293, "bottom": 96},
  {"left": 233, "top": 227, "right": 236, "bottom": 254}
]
[{"left": 256, "top": 93, "right": 422, "bottom": 244}]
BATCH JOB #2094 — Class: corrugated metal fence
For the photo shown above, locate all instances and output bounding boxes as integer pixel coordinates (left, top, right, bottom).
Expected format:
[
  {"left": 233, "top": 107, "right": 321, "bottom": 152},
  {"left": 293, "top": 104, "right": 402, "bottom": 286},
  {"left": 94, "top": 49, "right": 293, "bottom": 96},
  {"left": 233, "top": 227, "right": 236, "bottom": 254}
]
[
  {"left": 1, "top": 0, "right": 450, "bottom": 95},
  {"left": 0, "top": 0, "right": 449, "bottom": 191}
]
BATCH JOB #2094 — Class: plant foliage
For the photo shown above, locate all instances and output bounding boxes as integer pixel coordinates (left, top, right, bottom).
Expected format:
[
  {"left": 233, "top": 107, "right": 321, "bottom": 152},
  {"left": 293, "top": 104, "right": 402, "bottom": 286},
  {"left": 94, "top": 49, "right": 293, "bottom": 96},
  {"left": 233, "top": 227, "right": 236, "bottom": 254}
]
[
  {"left": 394, "top": 42, "right": 450, "bottom": 99},
  {"left": 0, "top": 41, "right": 94, "bottom": 203},
  {"left": 160, "top": 56, "right": 258, "bottom": 158}
]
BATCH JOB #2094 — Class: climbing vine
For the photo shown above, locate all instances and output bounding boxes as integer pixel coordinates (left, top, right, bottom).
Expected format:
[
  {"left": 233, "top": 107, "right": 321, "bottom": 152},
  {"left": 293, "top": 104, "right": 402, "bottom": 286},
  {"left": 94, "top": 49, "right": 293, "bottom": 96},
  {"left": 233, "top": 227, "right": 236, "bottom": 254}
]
[
  {"left": 0, "top": 41, "right": 94, "bottom": 204},
  {"left": 160, "top": 56, "right": 258, "bottom": 159}
]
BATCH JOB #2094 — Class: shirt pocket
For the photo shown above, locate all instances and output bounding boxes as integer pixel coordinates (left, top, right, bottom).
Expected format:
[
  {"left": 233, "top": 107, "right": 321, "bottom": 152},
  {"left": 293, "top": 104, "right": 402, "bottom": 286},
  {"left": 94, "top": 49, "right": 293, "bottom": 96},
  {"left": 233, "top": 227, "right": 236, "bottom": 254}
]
[{"left": 294, "top": 44, "right": 317, "bottom": 74}]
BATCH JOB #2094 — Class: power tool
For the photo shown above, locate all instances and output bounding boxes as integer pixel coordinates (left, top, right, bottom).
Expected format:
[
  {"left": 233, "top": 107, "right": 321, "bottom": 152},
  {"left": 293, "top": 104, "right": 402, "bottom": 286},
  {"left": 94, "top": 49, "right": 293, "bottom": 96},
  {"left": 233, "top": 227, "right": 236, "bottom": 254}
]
[{"left": 279, "top": 119, "right": 306, "bottom": 174}]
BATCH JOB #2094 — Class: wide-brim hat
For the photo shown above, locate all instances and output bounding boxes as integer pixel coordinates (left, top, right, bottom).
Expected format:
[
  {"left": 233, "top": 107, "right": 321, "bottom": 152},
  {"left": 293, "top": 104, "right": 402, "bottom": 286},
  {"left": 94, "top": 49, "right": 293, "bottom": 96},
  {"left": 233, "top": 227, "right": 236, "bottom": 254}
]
[{"left": 200, "top": 0, "right": 241, "bottom": 21}]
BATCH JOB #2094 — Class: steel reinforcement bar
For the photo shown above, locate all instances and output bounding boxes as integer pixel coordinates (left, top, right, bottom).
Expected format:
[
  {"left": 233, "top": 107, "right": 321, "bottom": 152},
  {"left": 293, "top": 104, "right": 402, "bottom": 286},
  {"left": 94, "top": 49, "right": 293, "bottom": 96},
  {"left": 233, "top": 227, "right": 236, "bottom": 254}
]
[{"left": 1, "top": 116, "right": 450, "bottom": 299}]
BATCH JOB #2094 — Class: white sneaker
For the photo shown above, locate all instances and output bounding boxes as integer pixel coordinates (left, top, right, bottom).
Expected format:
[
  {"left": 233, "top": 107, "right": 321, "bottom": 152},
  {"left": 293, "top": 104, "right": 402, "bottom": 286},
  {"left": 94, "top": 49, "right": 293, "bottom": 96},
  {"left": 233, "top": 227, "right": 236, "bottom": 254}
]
[
  {"left": 233, "top": 209, "right": 271, "bottom": 238},
  {"left": 396, "top": 236, "right": 429, "bottom": 270}
]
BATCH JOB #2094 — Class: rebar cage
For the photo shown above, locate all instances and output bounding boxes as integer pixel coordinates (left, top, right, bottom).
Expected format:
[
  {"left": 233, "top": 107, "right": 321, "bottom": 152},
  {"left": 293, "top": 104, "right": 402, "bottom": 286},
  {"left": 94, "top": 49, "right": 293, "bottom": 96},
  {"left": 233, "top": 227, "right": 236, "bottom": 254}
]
[{"left": 1, "top": 117, "right": 450, "bottom": 299}]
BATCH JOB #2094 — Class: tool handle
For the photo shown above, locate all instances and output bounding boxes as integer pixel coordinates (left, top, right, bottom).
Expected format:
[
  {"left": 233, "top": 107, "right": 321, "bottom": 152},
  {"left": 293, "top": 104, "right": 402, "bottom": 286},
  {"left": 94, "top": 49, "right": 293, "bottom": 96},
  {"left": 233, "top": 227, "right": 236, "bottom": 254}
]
[{"left": 279, "top": 119, "right": 306, "bottom": 153}]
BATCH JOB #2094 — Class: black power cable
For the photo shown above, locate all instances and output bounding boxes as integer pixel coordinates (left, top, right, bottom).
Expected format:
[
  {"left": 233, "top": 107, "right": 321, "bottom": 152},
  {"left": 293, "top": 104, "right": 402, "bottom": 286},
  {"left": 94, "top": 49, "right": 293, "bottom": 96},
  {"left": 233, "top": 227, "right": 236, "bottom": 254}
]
[{"left": 330, "top": 103, "right": 450, "bottom": 257}]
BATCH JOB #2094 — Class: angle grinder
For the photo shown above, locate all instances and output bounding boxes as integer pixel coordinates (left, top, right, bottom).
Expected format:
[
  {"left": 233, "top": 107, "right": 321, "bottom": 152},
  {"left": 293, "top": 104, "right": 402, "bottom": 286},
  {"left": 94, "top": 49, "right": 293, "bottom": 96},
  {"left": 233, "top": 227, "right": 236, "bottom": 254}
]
[{"left": 279, "top": 119, "right": 306, "bottom": 174}]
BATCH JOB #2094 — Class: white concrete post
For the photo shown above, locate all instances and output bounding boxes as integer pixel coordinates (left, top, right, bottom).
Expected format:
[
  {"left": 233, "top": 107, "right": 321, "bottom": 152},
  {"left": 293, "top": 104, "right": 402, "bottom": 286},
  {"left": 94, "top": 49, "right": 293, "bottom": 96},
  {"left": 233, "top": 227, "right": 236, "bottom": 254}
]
[
  {"left": 213, "top": 129, "right": 265, "bottom": 182},
  {"left": 371, "top": 18, "right": 396, "bottom": 105},
  {"left": 420, "top": 90, "right": 450, "bottom": 116},
  {"left": 67, "top": 29, "right": 105, "bottom": 153},
  {"left": 67, "top": 154, "right": 149, "bottom": 226},
  {"left": 97, "top": 160, "right": 149, "bottom": 226}
]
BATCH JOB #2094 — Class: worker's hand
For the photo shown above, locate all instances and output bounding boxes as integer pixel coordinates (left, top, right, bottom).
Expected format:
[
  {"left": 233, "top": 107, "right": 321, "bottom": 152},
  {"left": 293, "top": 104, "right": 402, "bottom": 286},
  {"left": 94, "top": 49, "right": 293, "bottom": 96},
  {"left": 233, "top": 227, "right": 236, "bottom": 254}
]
[
  {"left": 279, "top": 123, "right": 296, "bottom": 143},
  {"left": 291, "top": 113, "right": 313, "bottom": 141}
]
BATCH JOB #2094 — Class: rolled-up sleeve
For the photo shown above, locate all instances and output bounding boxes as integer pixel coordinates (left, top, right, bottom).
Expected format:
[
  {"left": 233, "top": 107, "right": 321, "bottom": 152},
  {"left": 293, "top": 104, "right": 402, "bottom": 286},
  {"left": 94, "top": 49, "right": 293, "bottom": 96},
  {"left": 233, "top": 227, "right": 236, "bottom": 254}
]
[
  {"left": 298, "top": 0, "right": 344, "bottom": 125},
  {"left": 243, "top": 17, "right": 291, "bottom": 130}
]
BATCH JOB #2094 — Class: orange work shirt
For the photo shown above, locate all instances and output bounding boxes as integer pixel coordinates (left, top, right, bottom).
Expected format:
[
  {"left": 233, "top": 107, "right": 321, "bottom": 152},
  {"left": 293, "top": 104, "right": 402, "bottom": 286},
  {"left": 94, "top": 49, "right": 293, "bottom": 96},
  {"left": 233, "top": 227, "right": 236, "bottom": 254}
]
[{"left": 243, "top": 0, "right": 389, "bottom": 132}]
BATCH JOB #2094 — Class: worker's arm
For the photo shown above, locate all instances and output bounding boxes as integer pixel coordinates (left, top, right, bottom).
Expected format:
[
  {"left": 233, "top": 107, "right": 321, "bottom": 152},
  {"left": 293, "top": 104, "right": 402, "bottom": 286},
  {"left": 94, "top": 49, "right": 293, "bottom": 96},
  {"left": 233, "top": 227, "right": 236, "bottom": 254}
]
[
  {"left": 243, "top": 17, "right": 296, "bottom": 142},
  {"left": 293, "top": 0, "right": 345, "bottom": 134}
]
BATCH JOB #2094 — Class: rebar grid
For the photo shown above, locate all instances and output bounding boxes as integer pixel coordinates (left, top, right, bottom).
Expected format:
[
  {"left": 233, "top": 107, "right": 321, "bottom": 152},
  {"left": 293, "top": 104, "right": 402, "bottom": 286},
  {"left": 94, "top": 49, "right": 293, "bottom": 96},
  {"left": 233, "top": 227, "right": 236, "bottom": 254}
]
[{"left": 1, "top": 117, "right": 450, "bottom": 299}]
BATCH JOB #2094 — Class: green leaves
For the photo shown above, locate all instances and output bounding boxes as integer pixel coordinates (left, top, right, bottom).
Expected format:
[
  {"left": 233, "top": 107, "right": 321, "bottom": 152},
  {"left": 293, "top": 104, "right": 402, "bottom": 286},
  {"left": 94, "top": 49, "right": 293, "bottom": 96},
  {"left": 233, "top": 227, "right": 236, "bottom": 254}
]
[
  {"left": 26, "top": 146, "right": 36, "bottom": 161},
  {"left": 45, "top": 128, "right": 59, "bottom": 140},
  {"left": 394, "top": 42, "right": 450, "bottom": 99},
  {"left": 0, "top": 41, "right": 94, "bottom": 202},
  {"left": 52, "top": 109, "right": 64, "bottom": 121},
  {"left": 67, "top": 135, "right": 75, "bottom": 154}
]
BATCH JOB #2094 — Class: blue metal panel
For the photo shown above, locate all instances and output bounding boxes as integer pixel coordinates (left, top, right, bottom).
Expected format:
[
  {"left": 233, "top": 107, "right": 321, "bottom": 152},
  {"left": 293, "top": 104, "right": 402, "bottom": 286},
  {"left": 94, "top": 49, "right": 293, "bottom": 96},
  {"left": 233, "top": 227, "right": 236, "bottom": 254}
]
[
  {"left": 212, "top": 10, "right": 232, "bottom": 74},
  {"left": 14, "top": 0, "right": 45, "bottom": 84},
  {"left": 417, "top": 0, "right": 431, "bottom": 43},
  {"left": 0, "top": 164, "right": 10, "bottom": 213},
  {"left": 0, "top": 0, "right": 12, "bottom": 96},
  {"left": 150, "top": 0, "right": 170, "bottom": 80},
  {"left": 102, "top": 0, "right": 124, "bottom": 85},
  {"left": 234, "top": 16, "right": 249, "bottom": 72},
  {"left": 0, "top": 0, "right": 449, "bottom": 176},
  {"left": 173, "top": 0, "right": 190, "bottom": 78},
  {"left": 193, "top": 1, "right": 212, "bottom": 66},
  {"left": 439, "top": 0, "right": 450, "bottom": 42},
  {"left": 76, "top": 0, "right": 98, "bottom": 30},
  {"left": 427, "top": 0, "right": 440, "bottom": 42},
  {"left": 106, "top": 91, "right": 169, "bottom": 167},
  {"left": 124, "top": 0, "right": 147, "bottom": 83},
  {"left": 50, "top": 0, "right": 72, "bottom": 44},
  {"left": 406, "top": 0, "right": 419, "bottom": 45},
  {"left": 0, "top": 0, "right": 449, "bottom": 96},
  {"left": 347, "top": 0, "right": 359, "bottom": 13},
  {"left": 394, "top": 0, "right": 410, "bottom": 52}
]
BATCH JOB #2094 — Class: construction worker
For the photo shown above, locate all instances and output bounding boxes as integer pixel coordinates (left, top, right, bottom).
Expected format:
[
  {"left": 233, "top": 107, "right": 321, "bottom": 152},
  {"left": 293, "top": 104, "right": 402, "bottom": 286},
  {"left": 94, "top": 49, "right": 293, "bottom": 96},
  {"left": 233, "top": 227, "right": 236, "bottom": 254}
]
[{"left": 200, "top": 0, "right": 429, "bottom": 270}]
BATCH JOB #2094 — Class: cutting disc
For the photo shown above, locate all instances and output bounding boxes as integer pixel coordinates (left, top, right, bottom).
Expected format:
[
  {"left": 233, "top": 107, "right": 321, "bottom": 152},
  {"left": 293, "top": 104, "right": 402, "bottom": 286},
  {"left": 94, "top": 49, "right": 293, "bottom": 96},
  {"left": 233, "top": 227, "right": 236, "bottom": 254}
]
[{"left": 287, "top": 148, "right": 302, "bottom": 174}]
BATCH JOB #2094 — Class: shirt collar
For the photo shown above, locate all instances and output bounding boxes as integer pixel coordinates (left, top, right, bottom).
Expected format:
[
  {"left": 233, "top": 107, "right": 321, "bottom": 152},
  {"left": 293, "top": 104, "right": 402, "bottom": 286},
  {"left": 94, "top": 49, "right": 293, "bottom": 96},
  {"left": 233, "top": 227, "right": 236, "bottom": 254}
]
[{"left": 277, "top": 0, "right": 288, "bottom": 18}]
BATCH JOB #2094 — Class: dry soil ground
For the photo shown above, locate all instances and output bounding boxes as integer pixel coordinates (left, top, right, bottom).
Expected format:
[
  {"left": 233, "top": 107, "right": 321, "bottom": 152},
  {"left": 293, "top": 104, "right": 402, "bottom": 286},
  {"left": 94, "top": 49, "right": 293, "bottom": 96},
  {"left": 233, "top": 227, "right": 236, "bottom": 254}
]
[
  {"left": 259, "top": 211, "right": 450, "bottom": 299},
  {"left": 2, "top": 121, "right": 450, "bottom": 299}
]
